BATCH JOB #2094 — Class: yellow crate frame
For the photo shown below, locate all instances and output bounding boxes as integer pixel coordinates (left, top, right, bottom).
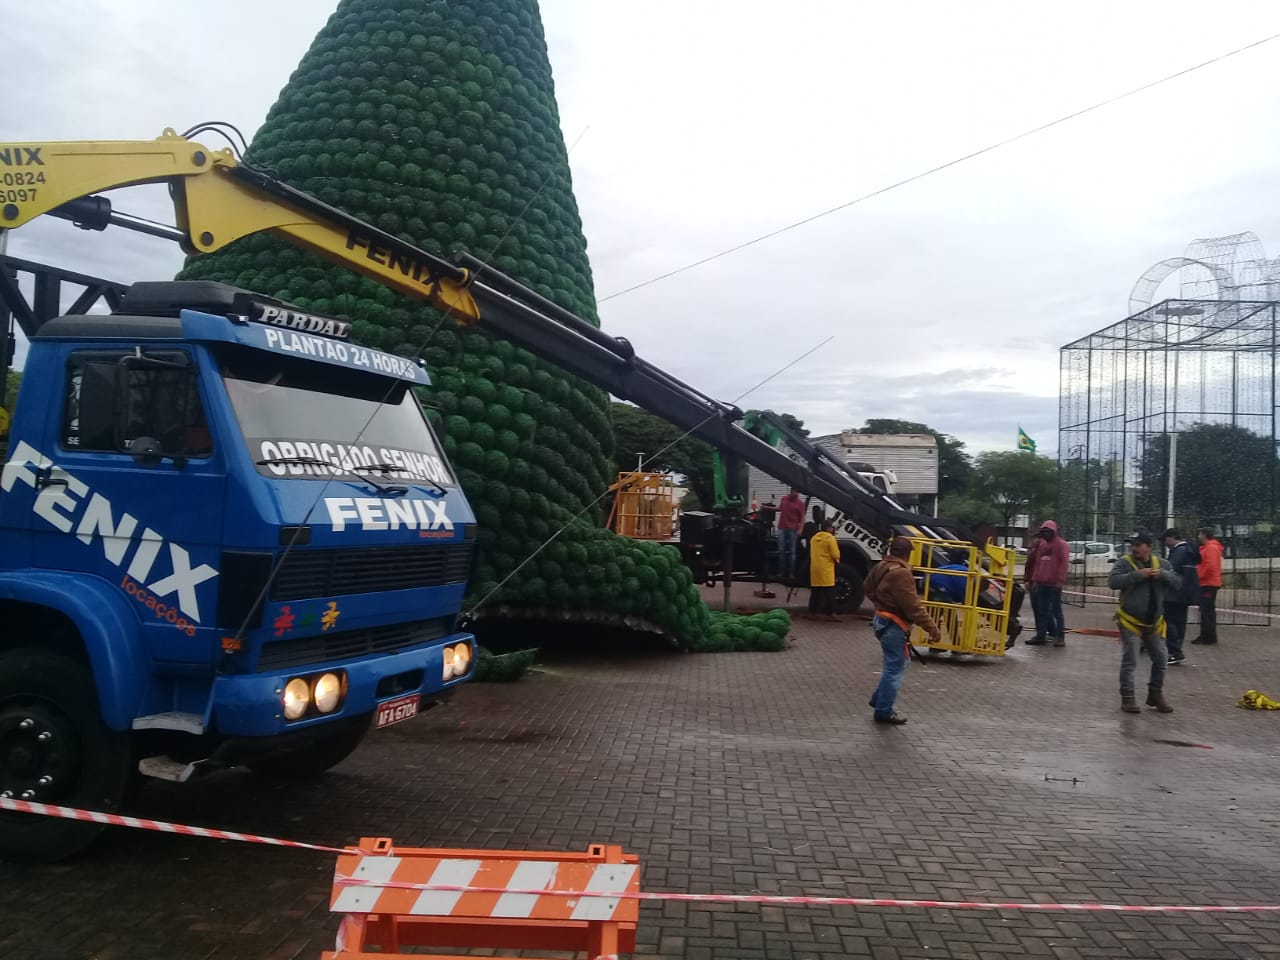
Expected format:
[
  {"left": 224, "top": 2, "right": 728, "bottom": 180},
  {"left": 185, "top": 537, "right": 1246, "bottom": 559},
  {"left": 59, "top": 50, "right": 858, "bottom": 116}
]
[
  {"left": 907, "top": 538, "right": 1016, "bottom": 657},
  {"left": 607, "top": 471, "right": 676, "bottom": 541}
]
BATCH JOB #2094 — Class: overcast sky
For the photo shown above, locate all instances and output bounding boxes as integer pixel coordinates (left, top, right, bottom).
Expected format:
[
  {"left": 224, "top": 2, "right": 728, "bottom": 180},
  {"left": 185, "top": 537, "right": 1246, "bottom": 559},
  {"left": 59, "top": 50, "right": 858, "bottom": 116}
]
[{"left": 5, "top": 0, "right": 1280, "bottom": 456}]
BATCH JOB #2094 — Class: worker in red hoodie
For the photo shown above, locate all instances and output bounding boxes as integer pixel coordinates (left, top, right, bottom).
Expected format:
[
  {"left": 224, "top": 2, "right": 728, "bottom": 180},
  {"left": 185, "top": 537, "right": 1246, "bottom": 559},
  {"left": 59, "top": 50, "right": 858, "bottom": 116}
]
[{"left": 1024, "top": 519, "right": 1070, "bottom": 646}]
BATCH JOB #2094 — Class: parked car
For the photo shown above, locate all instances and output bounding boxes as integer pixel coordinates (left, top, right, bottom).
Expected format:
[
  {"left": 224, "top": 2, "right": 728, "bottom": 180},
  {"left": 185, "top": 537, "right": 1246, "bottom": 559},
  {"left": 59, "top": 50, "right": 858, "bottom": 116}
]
[{"left": 1068, "top": 541, "right": 1120, "bottom": 564}]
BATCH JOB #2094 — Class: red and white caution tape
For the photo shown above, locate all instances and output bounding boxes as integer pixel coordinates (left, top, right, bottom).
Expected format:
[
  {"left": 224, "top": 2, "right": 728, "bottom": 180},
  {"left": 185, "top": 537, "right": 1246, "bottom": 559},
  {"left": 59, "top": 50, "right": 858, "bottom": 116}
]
[
  {"left": 329, "top": 874, "right": 1280, "bottom": 914},
  {"left": 1063, "top": 588, "right": 1278, "bottom": 623},
  {"left": 0, "top": 796, "right": 346, "bottom": 853},
  {"left": 8, "top": 798, "right": 1280, "bottom": 915}
]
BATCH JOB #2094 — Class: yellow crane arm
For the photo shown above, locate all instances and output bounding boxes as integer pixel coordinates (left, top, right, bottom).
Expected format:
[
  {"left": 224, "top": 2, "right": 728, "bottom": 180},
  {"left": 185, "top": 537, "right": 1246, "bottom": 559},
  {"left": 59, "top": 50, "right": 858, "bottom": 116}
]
[{"left": 0, "top": 129, "right": 481, "bottom": 322}]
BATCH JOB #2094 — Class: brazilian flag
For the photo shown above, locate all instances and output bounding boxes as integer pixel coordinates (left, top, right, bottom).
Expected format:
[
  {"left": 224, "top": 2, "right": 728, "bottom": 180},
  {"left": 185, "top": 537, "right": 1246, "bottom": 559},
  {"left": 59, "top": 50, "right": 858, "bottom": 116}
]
[{"left": 1017, "top": 426, "right": 1036, "bottom": 453}]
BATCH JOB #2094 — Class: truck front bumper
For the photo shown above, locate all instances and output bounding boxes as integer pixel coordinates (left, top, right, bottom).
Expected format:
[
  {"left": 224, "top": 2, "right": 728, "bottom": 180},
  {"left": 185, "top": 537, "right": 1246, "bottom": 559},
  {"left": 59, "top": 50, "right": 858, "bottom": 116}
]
[{"left": 210, "top": 631, "right": 475, "bottom": 737}]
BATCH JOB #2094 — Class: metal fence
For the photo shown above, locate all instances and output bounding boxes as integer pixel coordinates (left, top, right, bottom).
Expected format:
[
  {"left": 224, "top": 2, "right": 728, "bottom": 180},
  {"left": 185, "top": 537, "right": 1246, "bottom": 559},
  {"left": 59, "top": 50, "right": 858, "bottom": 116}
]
[{"left": 1059, "top": 299, "right": 1280, "bottom": 625}]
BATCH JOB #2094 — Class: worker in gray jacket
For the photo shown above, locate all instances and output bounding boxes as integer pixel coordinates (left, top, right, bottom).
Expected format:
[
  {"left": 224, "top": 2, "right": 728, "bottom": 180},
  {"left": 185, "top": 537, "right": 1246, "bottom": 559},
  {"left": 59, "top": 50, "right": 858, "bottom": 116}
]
[{"left": 1108, "top": 532, "right": 1181, "bottom": 714}]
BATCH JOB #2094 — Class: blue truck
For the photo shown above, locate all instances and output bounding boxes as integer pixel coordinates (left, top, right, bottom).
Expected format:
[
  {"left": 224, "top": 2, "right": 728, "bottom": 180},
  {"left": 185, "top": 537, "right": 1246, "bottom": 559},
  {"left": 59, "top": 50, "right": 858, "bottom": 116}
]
[{"left": 0, "top": 281, "right": 479, "bottom": 860}]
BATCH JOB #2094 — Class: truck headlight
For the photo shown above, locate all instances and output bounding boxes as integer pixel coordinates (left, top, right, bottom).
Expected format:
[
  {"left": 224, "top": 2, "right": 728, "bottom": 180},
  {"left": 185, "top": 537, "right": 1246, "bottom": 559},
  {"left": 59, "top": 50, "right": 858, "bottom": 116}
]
[
  {"left": 282, "top": 677, "right": 311, "bottom": 720},
  {"left": 442, "top": 642, "right": 472, "bottom": 681},
  {"left": 312, "top": 672, "right": 344, "bottom": 714}
]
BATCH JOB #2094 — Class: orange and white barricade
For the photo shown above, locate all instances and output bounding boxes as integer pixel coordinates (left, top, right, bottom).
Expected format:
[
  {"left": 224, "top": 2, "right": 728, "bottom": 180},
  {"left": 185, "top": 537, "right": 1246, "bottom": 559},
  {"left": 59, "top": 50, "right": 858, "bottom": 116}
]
[{"left": 323, "top": 837, "right": 640, "bottom": 960}]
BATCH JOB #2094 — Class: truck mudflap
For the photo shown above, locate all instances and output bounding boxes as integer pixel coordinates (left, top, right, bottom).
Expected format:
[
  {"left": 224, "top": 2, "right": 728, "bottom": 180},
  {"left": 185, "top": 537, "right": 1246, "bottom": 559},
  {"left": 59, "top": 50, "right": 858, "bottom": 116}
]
[{"left": 210, "top": 632, "right": 474, "bottom": 737}]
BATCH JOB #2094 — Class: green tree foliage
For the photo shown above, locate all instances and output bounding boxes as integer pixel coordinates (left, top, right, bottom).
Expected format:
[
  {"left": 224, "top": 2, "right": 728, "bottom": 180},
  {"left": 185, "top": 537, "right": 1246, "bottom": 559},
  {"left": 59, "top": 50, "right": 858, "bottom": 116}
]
[
  {"left": 852, "top": 418, "right": 972, "bottom": 497},
  {"left": 937, "top": 494, "right": 1001, "bottom": 529},
  {"left": 759, "top": 410, "right": 808, "bottom": 438},
  {"left": 969, "top": 451, "right": 1060, "bottom": 533},
  {"left": 1056, "top": 456, "right": 1128, "bottom": 541},
  {"left": 174, "top": 0, "right": 786, "bottom": 650},
  {"left": 611, "top": 403, "right": 716, "bottom": 508},
  {"left": 1136, "top": 423, "right": 1275, "bottom": 528}
]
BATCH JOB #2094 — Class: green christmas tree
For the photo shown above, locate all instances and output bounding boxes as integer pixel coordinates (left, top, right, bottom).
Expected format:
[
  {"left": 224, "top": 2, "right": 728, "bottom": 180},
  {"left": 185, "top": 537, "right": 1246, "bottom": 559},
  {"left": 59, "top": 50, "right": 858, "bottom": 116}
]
[{"left": 178, "top": 0, "right": 787, "bottom": 651}]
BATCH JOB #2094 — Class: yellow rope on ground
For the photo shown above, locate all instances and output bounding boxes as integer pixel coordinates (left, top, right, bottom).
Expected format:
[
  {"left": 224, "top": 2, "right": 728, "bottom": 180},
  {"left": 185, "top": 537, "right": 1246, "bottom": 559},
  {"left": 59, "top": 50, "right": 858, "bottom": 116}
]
[{"left": 1236, "top": 690, "right": 1280, "bottom": 710}]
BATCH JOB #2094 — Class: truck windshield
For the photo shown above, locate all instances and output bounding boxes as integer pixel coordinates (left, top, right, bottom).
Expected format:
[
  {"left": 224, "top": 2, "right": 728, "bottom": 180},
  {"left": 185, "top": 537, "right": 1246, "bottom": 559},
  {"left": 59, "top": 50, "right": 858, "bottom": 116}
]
[{"left": 218, "top": 347, "right": 453, "bottom": 487}]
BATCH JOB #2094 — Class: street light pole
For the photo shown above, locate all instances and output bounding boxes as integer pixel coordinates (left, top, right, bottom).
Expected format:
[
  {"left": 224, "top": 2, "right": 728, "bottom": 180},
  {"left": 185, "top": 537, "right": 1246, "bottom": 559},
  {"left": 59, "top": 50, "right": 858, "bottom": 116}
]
[{"left": 1165, "top": 432, "right": 1178, "bottom": 529}]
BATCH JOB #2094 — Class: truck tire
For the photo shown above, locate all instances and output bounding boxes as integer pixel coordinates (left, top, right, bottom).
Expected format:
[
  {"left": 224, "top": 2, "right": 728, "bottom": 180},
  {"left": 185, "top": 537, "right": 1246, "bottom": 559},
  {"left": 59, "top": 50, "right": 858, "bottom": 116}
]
[
  {"left": 0, "top": 647, "right": 133, "bottom": 863},
  {"left": 833, "top": 563, "right": 866, "bottom": 614},
  {"left": 247, "top": 715, "right": 370, "bottom": 781}
]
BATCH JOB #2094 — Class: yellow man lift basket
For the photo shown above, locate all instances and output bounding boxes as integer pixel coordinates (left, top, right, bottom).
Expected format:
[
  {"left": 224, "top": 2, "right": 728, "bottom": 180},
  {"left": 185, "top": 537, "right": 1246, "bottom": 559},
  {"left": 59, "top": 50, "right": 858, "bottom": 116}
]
[{"left": 907, "top": 537, "right": 1017, "bottom": 657}]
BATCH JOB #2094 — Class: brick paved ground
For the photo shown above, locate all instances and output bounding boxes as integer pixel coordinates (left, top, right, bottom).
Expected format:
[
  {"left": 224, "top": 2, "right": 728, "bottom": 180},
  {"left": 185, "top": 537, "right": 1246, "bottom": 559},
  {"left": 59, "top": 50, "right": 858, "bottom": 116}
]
[{"left": 2, "top": 589, "right": 1279, "bottom": 960}]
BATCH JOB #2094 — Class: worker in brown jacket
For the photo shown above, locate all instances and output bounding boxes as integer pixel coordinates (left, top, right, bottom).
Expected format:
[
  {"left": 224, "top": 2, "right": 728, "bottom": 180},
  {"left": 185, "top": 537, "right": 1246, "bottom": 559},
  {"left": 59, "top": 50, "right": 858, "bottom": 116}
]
[{"left": 863, "top": 536, "right": 942, "bottom": 725}]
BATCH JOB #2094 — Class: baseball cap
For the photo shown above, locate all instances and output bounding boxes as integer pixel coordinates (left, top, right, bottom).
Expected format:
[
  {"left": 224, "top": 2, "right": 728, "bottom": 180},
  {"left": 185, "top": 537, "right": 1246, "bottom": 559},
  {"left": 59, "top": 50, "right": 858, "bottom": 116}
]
[
  {"left": 888, "top": 536, "right": 913, "bottom": 556},
  {"left": 1127, "top": 531, "right": 1153, "bottom": 546}
]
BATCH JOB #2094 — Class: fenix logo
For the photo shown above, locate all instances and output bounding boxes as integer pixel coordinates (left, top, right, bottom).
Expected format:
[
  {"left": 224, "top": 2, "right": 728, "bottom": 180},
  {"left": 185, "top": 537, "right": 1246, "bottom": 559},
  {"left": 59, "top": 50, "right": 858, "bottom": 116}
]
[
  {"left": 0, "top": 147, "right": 43, "bottom": 166},
  {"left": 2, "top": 442, "right": 219, "bottom": 624},
  {"left": 325, "top": 496, "right": 453, "bottom": 533}
]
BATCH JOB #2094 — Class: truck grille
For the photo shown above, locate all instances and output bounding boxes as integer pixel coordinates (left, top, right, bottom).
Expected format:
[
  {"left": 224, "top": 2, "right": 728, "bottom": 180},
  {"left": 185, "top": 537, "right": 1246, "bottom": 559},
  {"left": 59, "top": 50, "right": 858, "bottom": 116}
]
[
  {"left": 269, "top": 543, "right": 473, "bottom": 601},
  {"left": 256, "top": 617, "right": 455, "bottom": 672}
]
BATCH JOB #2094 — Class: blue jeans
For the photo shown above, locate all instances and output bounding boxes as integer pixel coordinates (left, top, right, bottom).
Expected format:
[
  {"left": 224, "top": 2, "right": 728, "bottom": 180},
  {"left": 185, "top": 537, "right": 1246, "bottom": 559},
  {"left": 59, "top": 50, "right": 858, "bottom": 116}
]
[
  {"left": 1120, "top": 625, "right": 1167, "bottom": 696},
  {"left": 1164, "top": 603, "right": 1188, "bottom": 659},
  {"left": 870, "top": 616, "right": 908, "bottom": 718},
  {"left": 1030, "top": 585, "right": 1065, "bottom": 639},
  {"left": 778, "top": 528, "right": 799, "bottom": 576}
]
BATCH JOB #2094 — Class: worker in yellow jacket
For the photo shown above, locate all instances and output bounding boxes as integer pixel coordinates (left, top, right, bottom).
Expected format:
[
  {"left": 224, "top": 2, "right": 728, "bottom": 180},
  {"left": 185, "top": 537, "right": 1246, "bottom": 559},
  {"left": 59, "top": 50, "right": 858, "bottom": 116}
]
[{"left": 808, "top": 519, "right": 842, "bottom": 621}]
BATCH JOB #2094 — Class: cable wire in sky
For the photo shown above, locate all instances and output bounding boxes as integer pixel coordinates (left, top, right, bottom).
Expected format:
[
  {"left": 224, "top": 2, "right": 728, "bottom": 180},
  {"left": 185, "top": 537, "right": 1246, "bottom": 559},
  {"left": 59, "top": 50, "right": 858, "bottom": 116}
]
[{"left": 599, "top": 30, "right": 1280, "bottom": 303}]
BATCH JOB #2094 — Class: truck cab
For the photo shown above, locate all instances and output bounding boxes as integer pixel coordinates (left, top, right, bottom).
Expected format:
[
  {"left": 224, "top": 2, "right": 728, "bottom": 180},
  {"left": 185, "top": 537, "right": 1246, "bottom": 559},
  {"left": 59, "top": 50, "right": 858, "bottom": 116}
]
[
  {"left": 0, "top": 281, "right": 476, "bottom": 860},
  {"left": 847, "top": 461, "right": 898, "bottom": 496}
]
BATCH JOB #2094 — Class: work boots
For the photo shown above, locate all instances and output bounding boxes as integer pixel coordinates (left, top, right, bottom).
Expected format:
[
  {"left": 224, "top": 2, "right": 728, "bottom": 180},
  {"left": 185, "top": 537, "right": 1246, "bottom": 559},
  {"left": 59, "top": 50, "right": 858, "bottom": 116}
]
[
  {"left": 1121, "top": 694, "right": 1141, "bottom": 714},
  {"left": 1146, "top": 686, "right": 1174, "bottom": 713}
]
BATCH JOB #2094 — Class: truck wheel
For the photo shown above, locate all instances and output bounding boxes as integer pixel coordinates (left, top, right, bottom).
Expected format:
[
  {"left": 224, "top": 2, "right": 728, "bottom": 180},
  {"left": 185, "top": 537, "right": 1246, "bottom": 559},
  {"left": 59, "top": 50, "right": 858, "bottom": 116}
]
[
  {"left": 247, "top": 716, "right": 370, "bottom": 781},
  {"left": 0, "top": 648, "right": 133, "bottom": 863},
  {"left": 833, "top": 564, "right": 866, "bottom": 614}
]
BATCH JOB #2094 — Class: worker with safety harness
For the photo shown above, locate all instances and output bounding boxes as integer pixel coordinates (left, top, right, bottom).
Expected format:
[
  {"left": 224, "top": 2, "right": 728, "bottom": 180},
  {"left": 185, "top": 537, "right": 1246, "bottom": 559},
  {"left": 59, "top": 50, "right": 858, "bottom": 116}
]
[
  {"left": 864, "top": 537, "right": 942, "bottom": 725},
  {"left": 1108, "top": 532, "right": 1181, "bottom": 714}
]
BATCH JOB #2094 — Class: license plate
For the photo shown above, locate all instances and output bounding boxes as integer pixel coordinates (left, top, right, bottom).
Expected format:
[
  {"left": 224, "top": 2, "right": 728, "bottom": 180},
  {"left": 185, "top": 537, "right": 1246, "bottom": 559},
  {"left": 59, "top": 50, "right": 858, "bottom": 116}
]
[{"left": 375, "top": 694, "right": 420, "bottom": 729}]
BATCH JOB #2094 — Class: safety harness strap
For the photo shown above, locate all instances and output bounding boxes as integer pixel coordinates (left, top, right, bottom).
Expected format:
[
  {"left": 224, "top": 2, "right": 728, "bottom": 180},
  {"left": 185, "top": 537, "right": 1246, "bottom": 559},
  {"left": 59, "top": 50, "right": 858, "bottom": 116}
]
[{"left": 1117, "top": 555, "right": 1166, "bottom": 637}]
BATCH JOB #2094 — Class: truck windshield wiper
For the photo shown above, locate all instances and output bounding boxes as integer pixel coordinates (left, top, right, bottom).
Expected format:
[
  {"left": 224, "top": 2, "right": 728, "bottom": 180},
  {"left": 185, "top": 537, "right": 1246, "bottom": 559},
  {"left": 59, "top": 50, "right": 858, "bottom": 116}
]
[
  {"left": 256, "top": 456, "right": 336, "bottom": 469},
  {"left": 350, "top": 463, "right": 410, "bottom": 495},
  {"left": 256, "top": 456, "right": 408, "bottom": 495},
  {"left": 354, "top": 462, "right": 446, "bottom": 496}
]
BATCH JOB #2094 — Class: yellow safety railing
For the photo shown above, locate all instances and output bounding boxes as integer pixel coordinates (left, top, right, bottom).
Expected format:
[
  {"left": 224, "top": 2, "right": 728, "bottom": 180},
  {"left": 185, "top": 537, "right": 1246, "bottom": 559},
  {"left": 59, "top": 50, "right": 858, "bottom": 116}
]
[{"left": 908, "top": 538, "right": 1016, "bottom": 657}]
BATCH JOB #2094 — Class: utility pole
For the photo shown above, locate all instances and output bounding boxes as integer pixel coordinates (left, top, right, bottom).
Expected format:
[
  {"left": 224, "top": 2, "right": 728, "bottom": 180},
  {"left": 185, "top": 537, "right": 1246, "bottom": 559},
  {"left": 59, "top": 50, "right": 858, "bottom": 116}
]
[{"left": 1165, "top": 433, "right": 1178, "bottom": 529}]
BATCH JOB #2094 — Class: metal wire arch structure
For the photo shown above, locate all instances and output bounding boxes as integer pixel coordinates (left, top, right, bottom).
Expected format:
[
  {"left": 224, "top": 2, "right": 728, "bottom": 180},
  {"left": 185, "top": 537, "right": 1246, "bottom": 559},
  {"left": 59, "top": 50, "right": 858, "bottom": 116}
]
[{"left": 1059, "top": 297, "right": 1280, "bottom": 625}]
